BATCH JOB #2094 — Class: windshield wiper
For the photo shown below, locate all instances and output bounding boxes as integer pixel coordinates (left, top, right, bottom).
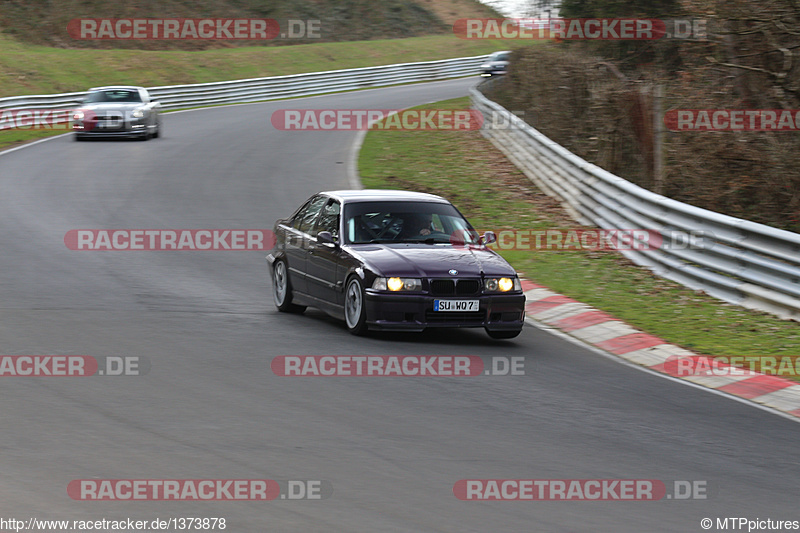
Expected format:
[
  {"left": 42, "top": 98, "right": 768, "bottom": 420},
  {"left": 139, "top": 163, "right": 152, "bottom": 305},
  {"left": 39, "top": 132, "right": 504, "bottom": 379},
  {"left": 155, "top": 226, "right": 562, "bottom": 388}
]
[
  {"left": 415, "top": 237, "right": 452, "bottom": 244},
  {"left": 365, "top": 237, "right": 453, "bottom": 244}
]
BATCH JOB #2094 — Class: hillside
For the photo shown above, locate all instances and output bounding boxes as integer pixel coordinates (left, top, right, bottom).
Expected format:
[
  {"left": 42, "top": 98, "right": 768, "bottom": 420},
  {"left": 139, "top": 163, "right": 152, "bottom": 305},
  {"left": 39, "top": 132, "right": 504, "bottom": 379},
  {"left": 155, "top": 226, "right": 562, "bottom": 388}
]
[
  {"left": 0, "top": 0, "right": 499, "bottom": 50},
  {"left": 0, "top": 0, "right": 507, "bottom": 97}
]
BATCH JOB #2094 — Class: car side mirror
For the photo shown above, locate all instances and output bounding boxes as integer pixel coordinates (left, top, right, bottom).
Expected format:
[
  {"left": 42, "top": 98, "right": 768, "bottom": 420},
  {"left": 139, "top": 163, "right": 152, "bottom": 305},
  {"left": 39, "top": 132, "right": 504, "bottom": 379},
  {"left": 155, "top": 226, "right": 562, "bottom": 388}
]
[
  {"left": 317, "top": 231, "right": 336, "bottom": 246},
  {"left": 481, "top": 231, "right": 497, "bottom": 245}
]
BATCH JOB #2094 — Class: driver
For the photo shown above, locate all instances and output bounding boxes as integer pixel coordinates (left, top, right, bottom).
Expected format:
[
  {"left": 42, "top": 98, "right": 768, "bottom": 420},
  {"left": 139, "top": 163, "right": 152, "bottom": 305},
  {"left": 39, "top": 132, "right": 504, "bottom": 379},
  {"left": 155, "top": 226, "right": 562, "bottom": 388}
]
[{"left": 399, "top": 213, "right": 433, "bottom": 240}]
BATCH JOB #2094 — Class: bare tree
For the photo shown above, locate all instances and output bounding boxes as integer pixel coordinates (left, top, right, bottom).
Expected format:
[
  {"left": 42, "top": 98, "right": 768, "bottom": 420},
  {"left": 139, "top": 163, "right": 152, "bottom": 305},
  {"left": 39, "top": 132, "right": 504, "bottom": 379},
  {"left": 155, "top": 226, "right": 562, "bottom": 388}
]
[{"left": 521, "top": 0, "right": 561, "bottom": 17}]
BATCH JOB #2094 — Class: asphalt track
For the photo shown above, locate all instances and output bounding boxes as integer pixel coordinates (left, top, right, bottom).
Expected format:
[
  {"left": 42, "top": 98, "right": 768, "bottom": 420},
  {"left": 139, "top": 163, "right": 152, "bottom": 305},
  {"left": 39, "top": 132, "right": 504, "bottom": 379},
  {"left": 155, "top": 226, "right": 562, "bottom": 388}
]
[{"left": 0, "top": 77, "right": 798, "bottom": 532}]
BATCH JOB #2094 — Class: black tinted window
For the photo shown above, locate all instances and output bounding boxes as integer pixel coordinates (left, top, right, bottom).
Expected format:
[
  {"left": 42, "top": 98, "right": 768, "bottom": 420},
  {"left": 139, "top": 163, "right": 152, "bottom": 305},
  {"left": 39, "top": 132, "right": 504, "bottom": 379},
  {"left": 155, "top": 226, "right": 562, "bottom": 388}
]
[
  {"left": 289, "top": 201, "right": 310, "bottom": 228},
  {"left": 297, "top": 196, "right": 328, "bottom": 234},
  {"left": 314, "top": 200, "right": 341, "bottom": 240},
  {"left": 288, "top": 199, "right": 312, "bottom": 228}
]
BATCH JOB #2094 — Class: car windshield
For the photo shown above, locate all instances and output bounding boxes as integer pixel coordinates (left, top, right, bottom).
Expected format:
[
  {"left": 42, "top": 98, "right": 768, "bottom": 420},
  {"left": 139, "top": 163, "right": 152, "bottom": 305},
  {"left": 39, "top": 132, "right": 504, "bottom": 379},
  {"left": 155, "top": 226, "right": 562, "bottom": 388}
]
[
  {"left": 343, "top": 200, "right": 479, "bottom": 245},
  {"left": 83, "top": 90, "right": 142, "bottom": 103},
  {"left": 492, "top": 52, "right": 509, "bottom": 62}
]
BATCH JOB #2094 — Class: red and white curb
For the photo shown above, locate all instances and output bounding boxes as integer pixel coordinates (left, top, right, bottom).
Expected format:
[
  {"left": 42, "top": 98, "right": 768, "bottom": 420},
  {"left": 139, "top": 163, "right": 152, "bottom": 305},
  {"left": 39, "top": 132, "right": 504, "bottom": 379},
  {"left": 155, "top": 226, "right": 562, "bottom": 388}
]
[{"left": 520, "top": 279, "right": 800, "bottom": 419}]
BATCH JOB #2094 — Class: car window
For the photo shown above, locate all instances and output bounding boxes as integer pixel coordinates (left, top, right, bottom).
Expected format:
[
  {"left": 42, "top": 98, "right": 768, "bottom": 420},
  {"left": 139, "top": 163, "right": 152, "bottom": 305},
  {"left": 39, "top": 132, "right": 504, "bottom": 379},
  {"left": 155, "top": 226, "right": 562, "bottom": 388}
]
[
  {"left": 288, "top": 200, "right": 312, "bottom": 229},
  {"left": 84, "top": 90, "right": 142, "bottom": 103},
  {"left": 343, "top": 200, "right": 478, "bottom": 244},
  {"left": 313, "top": 199, "right": 341, "bottom": 240},
  {"left": 297, "top": 195, "right": 328, "bottom": 235}
]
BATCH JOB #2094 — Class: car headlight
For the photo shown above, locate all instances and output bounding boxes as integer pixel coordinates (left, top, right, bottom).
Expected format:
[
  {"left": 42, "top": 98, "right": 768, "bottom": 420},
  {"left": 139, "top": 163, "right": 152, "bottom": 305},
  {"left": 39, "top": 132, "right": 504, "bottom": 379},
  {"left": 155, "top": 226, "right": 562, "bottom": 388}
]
[
  {"left": 131, "top": 109, "right": 145, "bottom": 119},
  {"left": 73, "top": 111, "right": 84, "bottom": 120},
  {"left": 484, "top": 277, "right": 520, "bottom": 293},
  {"left": 372, "top": 277, "right": 422, "bottom": 292}
]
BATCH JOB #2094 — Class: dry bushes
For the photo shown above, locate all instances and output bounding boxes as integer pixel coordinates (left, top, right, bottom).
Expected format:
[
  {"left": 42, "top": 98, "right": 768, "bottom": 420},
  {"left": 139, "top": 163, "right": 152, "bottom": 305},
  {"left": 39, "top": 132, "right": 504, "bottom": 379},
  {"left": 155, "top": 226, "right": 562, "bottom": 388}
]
[{"left": 485, "top": 0, "right": 800, "bottom": 231}]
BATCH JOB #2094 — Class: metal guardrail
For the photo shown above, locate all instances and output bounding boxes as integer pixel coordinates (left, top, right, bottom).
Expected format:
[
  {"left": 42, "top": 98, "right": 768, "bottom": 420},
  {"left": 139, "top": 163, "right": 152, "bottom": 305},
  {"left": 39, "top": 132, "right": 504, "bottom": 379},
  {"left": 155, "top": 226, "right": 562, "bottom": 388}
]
[
  {"left": 0, "top": 55, "right": 488, "bottom": 130},
  {"left": 471, "top": 86, "right": 800, "bottom": 321}
]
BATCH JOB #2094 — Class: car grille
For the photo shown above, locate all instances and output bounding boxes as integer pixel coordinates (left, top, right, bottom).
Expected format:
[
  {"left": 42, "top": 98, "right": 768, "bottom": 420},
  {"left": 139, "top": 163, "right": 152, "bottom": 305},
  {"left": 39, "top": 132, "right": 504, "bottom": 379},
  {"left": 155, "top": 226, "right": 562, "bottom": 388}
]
[{"left": 429, "top": 279, "right": 481, "bottom": 296}]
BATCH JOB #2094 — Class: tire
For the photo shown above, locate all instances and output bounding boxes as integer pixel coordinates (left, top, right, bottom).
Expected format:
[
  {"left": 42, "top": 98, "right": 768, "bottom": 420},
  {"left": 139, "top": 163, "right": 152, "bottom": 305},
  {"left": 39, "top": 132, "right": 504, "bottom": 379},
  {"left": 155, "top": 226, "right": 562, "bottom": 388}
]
[
  {"left": 486, "top": 329, "right": 522, "bottom": 340},
  {"left": 152, "top": 119, "right": 161, "bottom": 139},
  {"left": 273, "top": 259, "right": 305, "bottom": 313},
  {"left": 344, "top": 276, "right": 368, "bottom": 336},
  {"left": 74, "top": 134, "right": 84, "bottom": 142}
]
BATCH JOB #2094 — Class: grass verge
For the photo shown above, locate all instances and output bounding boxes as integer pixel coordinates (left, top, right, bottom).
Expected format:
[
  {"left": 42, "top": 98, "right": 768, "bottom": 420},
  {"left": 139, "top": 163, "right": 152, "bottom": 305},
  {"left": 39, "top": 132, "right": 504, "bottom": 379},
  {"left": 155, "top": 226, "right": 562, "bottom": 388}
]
[
  {"left": 0, "top": 128, "right": 68, "bottom": 152},
  {"left": 358, "top": 97, "right": 800, "bottom": 372},
  {"left": 0, "top": 34, "right": 508, "bottom": 97}
]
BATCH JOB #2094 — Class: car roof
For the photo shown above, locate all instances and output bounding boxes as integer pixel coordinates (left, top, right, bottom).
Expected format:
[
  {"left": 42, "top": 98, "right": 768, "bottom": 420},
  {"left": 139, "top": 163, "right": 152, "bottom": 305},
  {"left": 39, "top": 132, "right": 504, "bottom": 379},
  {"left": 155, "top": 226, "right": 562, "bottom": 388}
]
[
  {"left": 320, "top": 189, "right": 450, "bottom": 204},
  {"left": 87, "top": 86, "right": 145, "bottom": 91}
]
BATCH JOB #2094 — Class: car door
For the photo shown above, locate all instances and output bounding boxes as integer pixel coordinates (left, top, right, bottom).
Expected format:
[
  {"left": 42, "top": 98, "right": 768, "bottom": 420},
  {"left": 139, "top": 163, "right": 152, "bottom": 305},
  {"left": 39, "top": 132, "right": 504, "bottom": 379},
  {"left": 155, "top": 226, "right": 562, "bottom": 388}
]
[
  {"left": 305, "top": 198, "right": 343, "bottom": 306},
  {"left": 285, "top": 195, "right": 327, "bottom": 295}
]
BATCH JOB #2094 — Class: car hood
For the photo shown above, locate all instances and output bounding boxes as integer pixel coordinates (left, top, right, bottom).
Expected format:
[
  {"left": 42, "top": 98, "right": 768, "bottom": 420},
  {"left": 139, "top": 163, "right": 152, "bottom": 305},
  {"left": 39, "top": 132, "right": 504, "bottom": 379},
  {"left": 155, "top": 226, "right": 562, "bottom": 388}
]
[{"left": 351, "top": 243, "right": 517, "bottom": 278}]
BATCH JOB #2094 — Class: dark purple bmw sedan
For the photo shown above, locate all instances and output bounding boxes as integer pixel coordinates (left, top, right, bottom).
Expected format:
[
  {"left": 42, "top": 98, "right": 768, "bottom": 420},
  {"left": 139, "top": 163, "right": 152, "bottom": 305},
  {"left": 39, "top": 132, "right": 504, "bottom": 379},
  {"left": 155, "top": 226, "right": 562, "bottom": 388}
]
[{"left": 266, "top": 190, "right": 525, "bottom": 339}]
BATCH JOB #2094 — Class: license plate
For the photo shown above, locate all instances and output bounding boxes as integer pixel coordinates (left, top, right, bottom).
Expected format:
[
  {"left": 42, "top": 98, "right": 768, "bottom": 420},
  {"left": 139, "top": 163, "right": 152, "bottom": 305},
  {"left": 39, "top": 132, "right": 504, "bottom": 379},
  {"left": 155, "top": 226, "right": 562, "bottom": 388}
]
[{"left": 434, "top": 299, "right": 479, "bottom": 312}]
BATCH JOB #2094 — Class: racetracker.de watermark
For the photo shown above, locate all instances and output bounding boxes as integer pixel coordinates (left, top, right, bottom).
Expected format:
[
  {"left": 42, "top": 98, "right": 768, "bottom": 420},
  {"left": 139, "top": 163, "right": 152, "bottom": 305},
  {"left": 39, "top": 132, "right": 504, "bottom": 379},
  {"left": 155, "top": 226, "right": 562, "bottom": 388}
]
[
  {"left": 68, "top": 479, "right": 332, "bottom": 500},
  {"left": 64, "top": 230, "right": 276, "bottom": 251},
  {"left": 67, "top": 19, "right": 322, "bottom": 40},
  {"left": 451, "top": 228, "right": 713, "bottom": 251},
  {"left": 663, "top": 355, "right": 800, "bottom": 377},
  {"left": 270, "top": 109, "right": 527, "bottom": 131},
  {"left": 0, "top": 109, "right": 73, "bottom": 131},
  {"left": 0, "top": 356, "right": 147, "bottom": 376},
  {"left": 453, "top": 479, "right": 708, "bottom": 500},
  {"left": 454, "top": 18, "right": 707, "bottom": 40},
  {"left": 271, "top": 355, "right": 525, "bottom": 376},
  {"left": 1, "top": 108, "right": 157, "bottom": 132},
  {"left": 272, "top": 109, "right": 479, "bottom": 131},
  {"left": 665, "top": 109, "right": 800, "bottom": 131}
]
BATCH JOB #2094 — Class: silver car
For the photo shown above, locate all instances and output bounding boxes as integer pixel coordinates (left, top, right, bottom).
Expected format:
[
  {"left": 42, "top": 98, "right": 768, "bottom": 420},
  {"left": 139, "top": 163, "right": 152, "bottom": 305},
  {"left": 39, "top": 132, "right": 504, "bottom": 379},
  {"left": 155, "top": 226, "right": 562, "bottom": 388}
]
[
  {"left": 73, "top": 86, "right": 161, "bottom": 141},
  {"left": 480, "top": 51, "right": 511, "bottom": 77}
]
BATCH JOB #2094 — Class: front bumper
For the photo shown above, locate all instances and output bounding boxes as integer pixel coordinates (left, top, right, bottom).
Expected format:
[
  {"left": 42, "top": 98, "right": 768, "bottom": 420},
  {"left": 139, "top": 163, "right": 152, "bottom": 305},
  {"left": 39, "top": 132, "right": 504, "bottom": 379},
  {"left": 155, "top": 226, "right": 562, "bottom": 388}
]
[
  {"left": 363, "top": 290, "right": 525, "bottom": 332},
  {"left": 73, "top": 122, "right": 148, "bottom": 138}
]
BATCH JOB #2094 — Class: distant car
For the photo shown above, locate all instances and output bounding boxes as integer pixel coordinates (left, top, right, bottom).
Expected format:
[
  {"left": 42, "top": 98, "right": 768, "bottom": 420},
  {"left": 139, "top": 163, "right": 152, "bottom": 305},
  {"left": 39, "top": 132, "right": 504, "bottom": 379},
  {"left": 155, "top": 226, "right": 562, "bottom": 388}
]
[
  {"left": 73, "top": 86, "right": 161, "bottom": 140},
  {"left": 266, "top": 190, "right": 526, "bottom": 339},
  {"left": 480, "top": 51, "right": 511, "bottom": 77}
]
